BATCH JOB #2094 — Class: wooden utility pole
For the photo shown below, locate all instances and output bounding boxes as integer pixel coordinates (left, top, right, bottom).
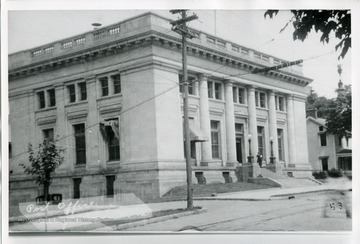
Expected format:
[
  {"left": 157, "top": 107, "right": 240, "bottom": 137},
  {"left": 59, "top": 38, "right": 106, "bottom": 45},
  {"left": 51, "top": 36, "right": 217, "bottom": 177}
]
[{"left": 170, "top": 10, "right": 198, "bottom": 210}]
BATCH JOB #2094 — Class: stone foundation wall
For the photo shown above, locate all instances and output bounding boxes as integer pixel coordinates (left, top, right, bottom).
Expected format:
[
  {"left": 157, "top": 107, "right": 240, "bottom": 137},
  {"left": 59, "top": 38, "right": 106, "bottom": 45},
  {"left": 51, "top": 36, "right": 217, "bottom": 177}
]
[{"left": 248, "top": 177, "right": 282, "bottom": 188}]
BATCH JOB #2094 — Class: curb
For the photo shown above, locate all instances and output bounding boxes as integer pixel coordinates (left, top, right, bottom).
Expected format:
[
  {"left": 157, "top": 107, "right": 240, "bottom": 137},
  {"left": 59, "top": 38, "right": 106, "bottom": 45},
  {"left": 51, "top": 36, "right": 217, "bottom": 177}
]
[
  {"left": 270, "top": 188, "right": 351, "bottom": 198},
  {"left": 194, "top": 197, "right": 272, "bottom": 201},
  {"left": 95, "top": 208, "right": 207, "bottom": 231}
]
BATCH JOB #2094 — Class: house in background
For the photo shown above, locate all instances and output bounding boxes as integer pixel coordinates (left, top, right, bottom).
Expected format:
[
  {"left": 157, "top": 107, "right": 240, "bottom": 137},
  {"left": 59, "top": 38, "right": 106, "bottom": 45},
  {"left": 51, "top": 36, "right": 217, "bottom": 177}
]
[{"left": 306, "top": 78, "right": 352, "bottom": 175}]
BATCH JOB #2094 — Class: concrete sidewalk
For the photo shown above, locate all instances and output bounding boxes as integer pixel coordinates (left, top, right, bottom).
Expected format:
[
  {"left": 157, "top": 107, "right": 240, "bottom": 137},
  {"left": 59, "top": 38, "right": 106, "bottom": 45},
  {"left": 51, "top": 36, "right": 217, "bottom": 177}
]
[
  {"left": 196, "top": 178, "right": 352, "bottom": 201},
  {"left": 10, "top": 178, "right": 351, "bottom": 232}
]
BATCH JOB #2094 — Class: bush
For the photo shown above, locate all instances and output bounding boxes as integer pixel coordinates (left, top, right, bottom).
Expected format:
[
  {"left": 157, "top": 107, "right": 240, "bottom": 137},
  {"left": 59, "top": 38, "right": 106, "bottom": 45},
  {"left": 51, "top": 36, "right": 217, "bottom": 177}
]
[
  {"left": 327, "top": 168, "right": 343, "bottom": 178},
  {"left": 312, "top": 171, "right": 327, "bottom": 179}
]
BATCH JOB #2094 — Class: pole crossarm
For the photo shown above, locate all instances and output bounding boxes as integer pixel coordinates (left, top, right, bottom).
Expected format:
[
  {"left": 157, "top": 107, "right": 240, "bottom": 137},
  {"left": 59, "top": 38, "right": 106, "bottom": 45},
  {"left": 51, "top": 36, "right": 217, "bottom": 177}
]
[{"left": 170, "top": 15, "right": 199, "bottom": 25}]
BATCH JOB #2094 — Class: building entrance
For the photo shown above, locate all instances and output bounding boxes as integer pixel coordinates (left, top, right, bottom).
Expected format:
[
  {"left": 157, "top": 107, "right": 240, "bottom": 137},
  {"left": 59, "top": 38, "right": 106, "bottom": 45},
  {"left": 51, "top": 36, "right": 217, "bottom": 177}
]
[{"left": 236, "top": 137, "right": 244, "bottom": 164}]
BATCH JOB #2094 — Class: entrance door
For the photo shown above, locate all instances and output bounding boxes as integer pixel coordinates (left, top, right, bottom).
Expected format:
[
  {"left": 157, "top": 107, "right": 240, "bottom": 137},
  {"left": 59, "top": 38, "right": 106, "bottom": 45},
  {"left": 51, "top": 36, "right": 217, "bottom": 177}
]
[
  {"left": 321, "top": 158, "right": 329, "bottom": 171},
  {"left": 236, "top": 137, "right": 243, "bottom": 164},
  {"left": 73, "top": 178, "right": 82, "bottom": 199}
]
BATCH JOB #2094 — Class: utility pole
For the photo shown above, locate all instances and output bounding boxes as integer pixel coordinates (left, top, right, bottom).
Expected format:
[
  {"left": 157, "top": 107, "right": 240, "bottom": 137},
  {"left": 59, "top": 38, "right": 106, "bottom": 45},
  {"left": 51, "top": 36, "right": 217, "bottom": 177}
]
[{"left": 170, "top": 10, "right": 198, "bottom": 210}]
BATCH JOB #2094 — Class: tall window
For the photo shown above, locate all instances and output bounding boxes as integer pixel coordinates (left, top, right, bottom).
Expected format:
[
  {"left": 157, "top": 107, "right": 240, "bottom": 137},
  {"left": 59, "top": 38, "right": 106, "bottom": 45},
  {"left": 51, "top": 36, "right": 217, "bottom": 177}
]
[
  {"left": 107, "top": 125, "right": 120, "bottom": 161},
  {"left": 277, "top": 129, "right": 284, "bottom": 161},
  {"left": 255, "top": 91, "right": 266, "bottom": 108},
  {"left": 238, "top": 88, "right": 245, "bottom": 104},
  {"left": 48, "top": 89, "right": 56, "bottom": 107},
  {"left": 275, "top": 96, "right": 285, "bottom": 111},
  {"left": 278, "top": 96, "right": 284, "bottom": 111},
  {"left": 207, "top": 81, "right": 222, "bottom": 100},
  {"left": 179, "top": 75, "right": 195, "bottom": 95},
  {"left": 37, "top": 91, "right": 46, "bottom": 109},
  {"left": 259, "top": 92, "right": 266, "bottom": 108},
  {"left": 320, "top": 133, "right": 327, "bottom": 146},
  {"left": 257, "top": 126, "right": 265, "bottom": 157},
  {"left": 112, "top": 74, "right": 121, "bottom": 94},
  {"left": 214, "top": 82, "right": 222, "bottom": 100},
  {"left": 100, "top": 119, "right": 120, "bottom": 161},
  {"left": 232, "top": 87, "right": 237, "bottom": 103},
  {"left": 208, "top": 81, "right": 213, "bottom": 98},
  {"left": 67, "top": 84, "right": 76, "bottom": 103},
  {"left": 100, "top": 77, "right": 109, "bottom": 97},
  {"left": 78, "top": 82, "right": 87, "bottom": 101},
  {"left": 43, "top": 128, "right": 54, "bottom": 141},
  {"left": 233, "top": 87, "right": 245, "bottom": 104},
  {"left": 74, "top": 124, "right": 86, "bottom": 165},
  {"left": 211, "top": 120, "right": 221, "bottom": 159}
]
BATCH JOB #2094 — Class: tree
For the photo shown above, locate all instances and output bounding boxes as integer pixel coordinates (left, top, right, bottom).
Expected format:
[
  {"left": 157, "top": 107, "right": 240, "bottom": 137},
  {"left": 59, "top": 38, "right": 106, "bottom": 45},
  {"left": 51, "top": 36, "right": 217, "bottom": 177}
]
[
  {"left": 306, "top": 89, "right": 332, "bottom": 118},
  {"left": 325, "top": 85, "right": 351, "bottom": 138},
  {"left": 21, "top": 138, "right": 65, "bottom": 203},
  {"left": 264, "top": 10, "right": 351, "bottom": 59}
]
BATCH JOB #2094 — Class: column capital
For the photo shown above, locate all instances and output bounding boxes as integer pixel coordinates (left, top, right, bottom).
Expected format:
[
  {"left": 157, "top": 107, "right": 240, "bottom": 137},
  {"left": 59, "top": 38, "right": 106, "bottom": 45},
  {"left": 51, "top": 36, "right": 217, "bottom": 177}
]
[
  {"left": 223, "top": 79, "right": 234, "bottom": 86},
  {"left": 267, "top": 90, "right": 276, "bottom": 96},
  {"left": 198, "top": 73, "right": 212, "bottom": 81},
  {"left": 286, "top": 93, "right": 294, "bottom": 99},
  {"left": 246, "top": 85, "right": 257, "bottom": 92}
]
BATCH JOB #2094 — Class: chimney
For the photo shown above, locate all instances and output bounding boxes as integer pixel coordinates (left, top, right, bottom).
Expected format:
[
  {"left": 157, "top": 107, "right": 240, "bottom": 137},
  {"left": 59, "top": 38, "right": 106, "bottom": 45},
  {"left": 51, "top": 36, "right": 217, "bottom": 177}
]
[{"left": 306, "top": 108, "right": 318, "bottom": 119}]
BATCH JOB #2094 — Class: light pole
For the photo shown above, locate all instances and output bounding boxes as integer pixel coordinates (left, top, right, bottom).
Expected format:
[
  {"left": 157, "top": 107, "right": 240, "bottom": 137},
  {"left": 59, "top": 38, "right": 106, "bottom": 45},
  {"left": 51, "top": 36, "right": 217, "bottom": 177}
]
[
  {"left": 247, "top": 134, "right": 253, "bottom": 164},
  {"left": 270, "top": 136, "right": 276, "bottom": 164}
]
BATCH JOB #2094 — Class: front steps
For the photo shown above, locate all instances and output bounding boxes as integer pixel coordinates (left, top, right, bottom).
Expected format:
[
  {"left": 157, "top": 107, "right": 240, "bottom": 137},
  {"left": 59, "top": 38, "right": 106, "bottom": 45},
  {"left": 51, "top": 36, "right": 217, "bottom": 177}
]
[{"left": 259, "top": 167, "right": 321, "bottom": 188}]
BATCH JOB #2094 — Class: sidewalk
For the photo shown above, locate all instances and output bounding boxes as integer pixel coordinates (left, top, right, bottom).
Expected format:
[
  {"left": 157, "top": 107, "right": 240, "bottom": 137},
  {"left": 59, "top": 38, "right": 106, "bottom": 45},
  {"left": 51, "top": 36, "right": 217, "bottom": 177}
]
[
  {"left": 196, "top": 177, "right": 352, "bottom": 201},
  {"left": 9, "top": 178, "right": 351, "bottom": 232}
]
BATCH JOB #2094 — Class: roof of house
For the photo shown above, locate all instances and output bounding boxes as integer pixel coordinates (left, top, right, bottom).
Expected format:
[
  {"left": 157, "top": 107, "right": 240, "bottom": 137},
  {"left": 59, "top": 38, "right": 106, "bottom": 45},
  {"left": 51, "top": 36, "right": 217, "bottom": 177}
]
[
  {"left": 337, "top": 149, "right": 352, "bottom": 154},
  {"left": 306, "top": 116, "right": 326, "bottom": 126}
]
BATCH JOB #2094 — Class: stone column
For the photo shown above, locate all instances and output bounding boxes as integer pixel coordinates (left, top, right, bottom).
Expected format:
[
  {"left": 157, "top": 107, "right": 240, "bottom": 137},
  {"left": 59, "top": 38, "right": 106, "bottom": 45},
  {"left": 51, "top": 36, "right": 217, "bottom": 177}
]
[
  {"left": 268, "top": 91, "right": 279, "bottom": 161},
  {"left": 199, "top": 74, "right": 212, "bottom": 164},
  {"left": 224, "top": 80, "right": 237, "bottom": 165},
  {"left": 247, "top": 86, "right": 258, "bottom": 162},
  {"left": 286, "top": 94, "right": 296, "bottom": 166}
]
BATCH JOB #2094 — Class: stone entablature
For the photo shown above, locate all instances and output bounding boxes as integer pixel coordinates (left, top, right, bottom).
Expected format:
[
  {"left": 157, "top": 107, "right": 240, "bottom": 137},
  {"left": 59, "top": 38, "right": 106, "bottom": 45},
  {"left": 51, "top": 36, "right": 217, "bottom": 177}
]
[{"left": 9, "top": 12, "right": 311, "bottom": 86}]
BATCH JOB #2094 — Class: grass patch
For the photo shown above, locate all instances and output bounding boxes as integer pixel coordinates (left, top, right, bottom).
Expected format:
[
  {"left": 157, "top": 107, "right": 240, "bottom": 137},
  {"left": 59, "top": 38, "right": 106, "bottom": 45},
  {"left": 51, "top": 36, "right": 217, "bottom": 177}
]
[{"left": 161, "top": 182, "right": 276, "bottom": 200}]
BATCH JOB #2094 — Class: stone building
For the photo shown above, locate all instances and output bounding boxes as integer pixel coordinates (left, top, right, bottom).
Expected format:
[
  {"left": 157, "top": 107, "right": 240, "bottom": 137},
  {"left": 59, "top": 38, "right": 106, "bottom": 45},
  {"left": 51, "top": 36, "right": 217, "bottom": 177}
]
[{"left": 9, "top": 12, "right": 313, "bottom": 203}]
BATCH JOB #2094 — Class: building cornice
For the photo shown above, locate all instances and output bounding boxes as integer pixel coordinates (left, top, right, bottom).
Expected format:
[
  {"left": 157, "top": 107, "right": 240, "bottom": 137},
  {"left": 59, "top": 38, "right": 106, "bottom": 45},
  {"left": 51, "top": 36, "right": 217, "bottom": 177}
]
[{"left": 9, "top": 29, "right": 313, "bottom": 87}]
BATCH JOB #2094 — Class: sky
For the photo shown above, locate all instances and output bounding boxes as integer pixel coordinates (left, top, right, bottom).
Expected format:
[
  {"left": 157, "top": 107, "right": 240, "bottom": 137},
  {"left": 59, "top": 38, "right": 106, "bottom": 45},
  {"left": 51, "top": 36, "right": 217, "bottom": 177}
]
[{"left": 8, "top": 9, "right": 352, "bottom": 98}]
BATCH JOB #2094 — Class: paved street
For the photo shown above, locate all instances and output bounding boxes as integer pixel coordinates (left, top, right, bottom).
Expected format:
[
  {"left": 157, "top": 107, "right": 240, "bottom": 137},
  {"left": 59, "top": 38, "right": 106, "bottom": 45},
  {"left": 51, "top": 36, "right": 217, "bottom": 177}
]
[
  {"left": 9, "top": 180, "right": 352, "bottom": 232},
  {"left": 121, "top": 191, "right": 352, "bottom": 232}
]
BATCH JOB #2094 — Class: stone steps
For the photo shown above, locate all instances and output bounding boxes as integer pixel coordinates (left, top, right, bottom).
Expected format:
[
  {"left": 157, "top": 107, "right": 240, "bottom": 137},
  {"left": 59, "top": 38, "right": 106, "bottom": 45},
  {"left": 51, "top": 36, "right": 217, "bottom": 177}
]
[{"left": 259, "top": 167, "right": 321, "bottom": 188}]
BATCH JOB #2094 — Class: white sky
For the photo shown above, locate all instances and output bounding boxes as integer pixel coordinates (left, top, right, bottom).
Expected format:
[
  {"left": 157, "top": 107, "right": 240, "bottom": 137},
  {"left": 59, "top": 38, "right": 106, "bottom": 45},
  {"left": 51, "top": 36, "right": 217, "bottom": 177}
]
[{"left": 8, "top": 9, "right": 352, "bottom": 98}]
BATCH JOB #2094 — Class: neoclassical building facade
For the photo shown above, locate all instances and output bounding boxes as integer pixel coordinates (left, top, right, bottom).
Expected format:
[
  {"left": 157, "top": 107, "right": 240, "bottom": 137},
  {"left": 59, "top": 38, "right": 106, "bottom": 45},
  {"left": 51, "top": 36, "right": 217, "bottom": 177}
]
[{"left": 9, "top": 12, "right": 313, "bottom": 203}]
